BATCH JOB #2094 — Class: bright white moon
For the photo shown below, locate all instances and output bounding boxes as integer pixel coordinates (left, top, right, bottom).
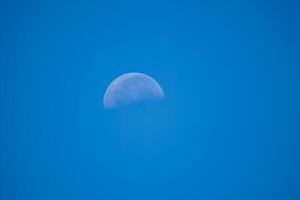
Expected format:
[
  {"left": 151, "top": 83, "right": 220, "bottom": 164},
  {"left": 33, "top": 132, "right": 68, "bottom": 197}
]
[{"left": 103, "top": 72, "right": 164, "bottom": 109}]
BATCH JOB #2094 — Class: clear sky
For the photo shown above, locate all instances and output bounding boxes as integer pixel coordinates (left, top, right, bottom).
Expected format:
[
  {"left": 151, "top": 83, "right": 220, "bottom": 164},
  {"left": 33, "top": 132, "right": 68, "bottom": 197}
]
[{"left": 1, "top": 0, "right": 300, "bottom": 199}]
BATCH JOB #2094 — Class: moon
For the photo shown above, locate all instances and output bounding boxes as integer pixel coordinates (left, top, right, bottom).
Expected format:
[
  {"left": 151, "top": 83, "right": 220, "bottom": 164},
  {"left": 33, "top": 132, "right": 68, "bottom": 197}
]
[{"left": 103, "top": 72, "right": 164, "bottom": 109}]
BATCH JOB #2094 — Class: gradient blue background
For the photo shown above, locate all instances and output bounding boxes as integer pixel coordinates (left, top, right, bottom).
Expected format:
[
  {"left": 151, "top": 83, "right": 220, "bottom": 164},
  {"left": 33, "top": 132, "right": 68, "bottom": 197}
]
[{"left": 1, "top": 0, "right": 300, "bottom": 199}]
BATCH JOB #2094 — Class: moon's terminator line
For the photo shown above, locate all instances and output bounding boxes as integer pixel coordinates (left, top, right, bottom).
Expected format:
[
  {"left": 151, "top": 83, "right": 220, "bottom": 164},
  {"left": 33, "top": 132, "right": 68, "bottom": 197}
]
[{"left": 103, "top": 72, "right": 164, "bottom": 109}]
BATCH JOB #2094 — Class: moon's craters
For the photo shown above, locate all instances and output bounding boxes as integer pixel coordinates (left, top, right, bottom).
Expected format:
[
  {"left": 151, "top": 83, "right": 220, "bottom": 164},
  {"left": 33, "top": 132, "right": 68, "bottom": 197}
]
[{"left": 103, "top": 73, "right": 164, "bottom": 109}]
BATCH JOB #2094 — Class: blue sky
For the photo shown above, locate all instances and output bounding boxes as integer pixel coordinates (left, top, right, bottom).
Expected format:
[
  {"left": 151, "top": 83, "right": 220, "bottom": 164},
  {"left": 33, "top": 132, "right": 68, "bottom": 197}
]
[{"left": 1, "top": 0, "right": 300, "bottom": 199}]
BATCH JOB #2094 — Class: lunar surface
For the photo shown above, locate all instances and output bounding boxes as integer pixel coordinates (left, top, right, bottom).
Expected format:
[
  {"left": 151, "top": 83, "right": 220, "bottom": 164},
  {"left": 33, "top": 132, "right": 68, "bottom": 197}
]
[{"left": 103, "top": 72, "right": 164, "bottom": 109}]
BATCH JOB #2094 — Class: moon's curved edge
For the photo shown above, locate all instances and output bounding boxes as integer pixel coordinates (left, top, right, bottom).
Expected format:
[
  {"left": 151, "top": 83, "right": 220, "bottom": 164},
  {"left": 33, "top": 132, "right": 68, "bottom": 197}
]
[{"left": 103, "top": 72, "right": 165, "bottom": 109}]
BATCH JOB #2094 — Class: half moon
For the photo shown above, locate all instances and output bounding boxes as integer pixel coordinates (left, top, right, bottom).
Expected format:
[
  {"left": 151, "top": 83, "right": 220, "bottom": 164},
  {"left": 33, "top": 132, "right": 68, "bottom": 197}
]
[{"left": 103, "top": 72, "right": 164, "bottom": 109}]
